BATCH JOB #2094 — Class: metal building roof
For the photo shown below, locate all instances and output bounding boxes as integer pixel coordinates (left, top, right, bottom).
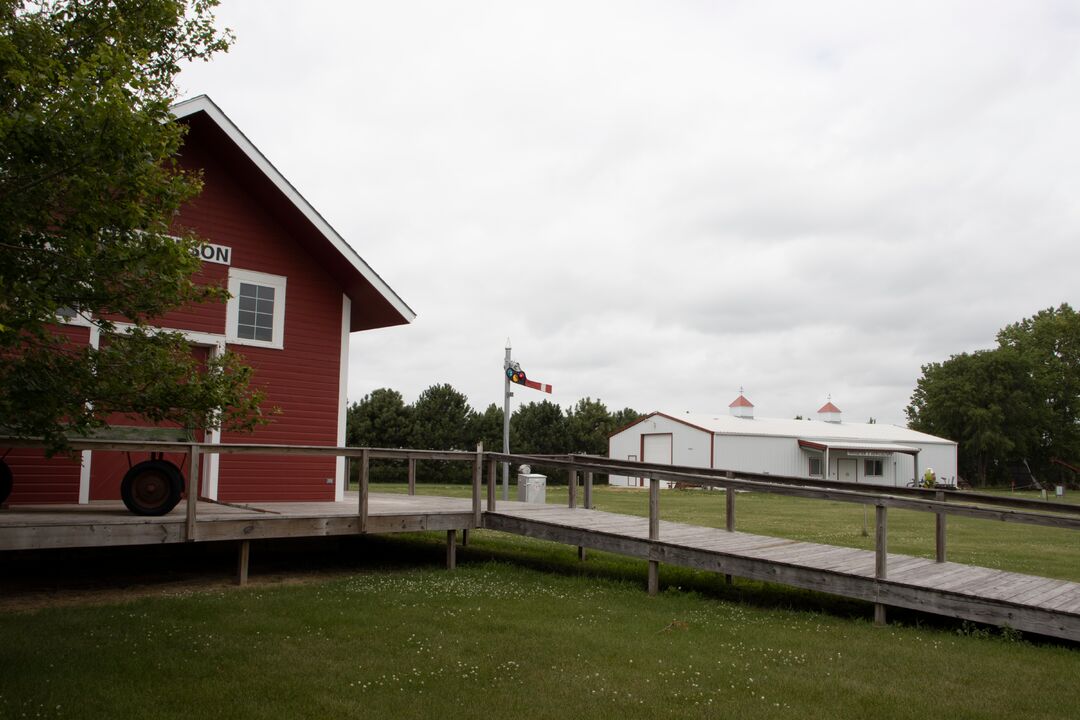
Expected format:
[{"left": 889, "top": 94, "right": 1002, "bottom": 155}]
[{"left": 655, "top": 411, "right": 955, "bottom": 446}]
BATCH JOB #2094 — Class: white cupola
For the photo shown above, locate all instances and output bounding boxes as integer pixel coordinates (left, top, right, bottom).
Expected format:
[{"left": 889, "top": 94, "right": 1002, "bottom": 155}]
[
  {"left": 729, "top": 390, "right": 754, "bottom": 419},
  {"left": 817, "top": 399, "right": 842, "bottom": 423}
]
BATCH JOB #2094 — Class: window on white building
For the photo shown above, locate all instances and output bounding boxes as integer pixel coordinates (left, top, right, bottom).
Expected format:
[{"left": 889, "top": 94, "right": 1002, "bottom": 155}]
[
  {"left": 864, "top": 459, "right": 884, "bottom": 477},
  {"left": 226, "top": 269, "right": 286, "bottom": 349},
  {"left": 809, "top": 457, "right": 822, "bottom": 476}
]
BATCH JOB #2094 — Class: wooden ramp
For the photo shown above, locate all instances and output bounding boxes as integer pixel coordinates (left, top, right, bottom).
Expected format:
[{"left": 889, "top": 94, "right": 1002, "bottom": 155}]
[{"left": 484, "top": 503, "right": 1080, "bottom": 642}]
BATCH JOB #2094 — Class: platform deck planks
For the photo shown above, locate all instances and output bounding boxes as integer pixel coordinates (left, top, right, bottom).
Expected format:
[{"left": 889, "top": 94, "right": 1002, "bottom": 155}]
[{"left": 0, "top": 492, "right": 482, "bottom": 549}]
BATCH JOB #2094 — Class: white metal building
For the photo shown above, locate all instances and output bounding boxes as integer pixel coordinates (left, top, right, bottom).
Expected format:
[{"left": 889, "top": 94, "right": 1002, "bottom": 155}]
[{"left": 608, "top": 394, "right": 958, "bottom": 489}]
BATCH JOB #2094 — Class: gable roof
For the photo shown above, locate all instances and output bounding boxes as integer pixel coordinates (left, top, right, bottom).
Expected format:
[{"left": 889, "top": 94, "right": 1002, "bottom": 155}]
[
  {"left": 610, "top": 409, "right": 954, "bottom": 446},
  {"left": 729, "top": 394, "right": 754, "bottom": 408},
  {"left": 818, "top": 401, "right": 842, "bottom": 413},
  {"left": 672, "top": 411, "right": 955, "bottom": 446},
  {"left": 171, "top": 95, "right": 416, "bottom": 332}
]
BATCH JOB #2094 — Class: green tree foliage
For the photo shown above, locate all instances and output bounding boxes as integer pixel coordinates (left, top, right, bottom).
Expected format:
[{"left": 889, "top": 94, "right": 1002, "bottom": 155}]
[
  {"left": 468, "top": 403, "right": 504, "bottom": 454},
  {"left": 346, "top": 388, "right": 411, "bottom": 482},
  {"left": 997, "top": 303, "right": 1080, "bottom": 469},
  {"left": 345, "top": 384, "right": 641, "bottom": 484},
  {"left": 410, "top": 383, "right": 474, "bottom": 451},
  {"left": 907, "top": 303, "right": 1080, "bottom": 486},
  {"left": 410, "top": 383, "right": 474, "bottom": 483},
  {"left": 610, "top": 407, "right": 644, "bottom": 433},
  {"left": 511, "top": 400, "right": 569, "bottom": 456},
  {"left": 907, "top": 349, "right": 1040, "bottom": 485},
  {"left": 346, "top": 388, "right": 412, "bottom": 449},
  {"left": 565, "top": 397, "right": 611, "bottom": 456},
  {"left": 511, "top": 400, "right": 569, "bottom": 482},
  {"left": 0, "top": 1, "right": 263, "bottom": 450}
]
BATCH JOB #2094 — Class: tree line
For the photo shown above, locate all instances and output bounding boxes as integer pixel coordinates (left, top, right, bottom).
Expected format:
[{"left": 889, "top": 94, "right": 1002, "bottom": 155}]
[
  {"left": 906, "top": 304, "right": 1080, "bottom": 487},
  {"left": 346, "top": 386, "right": 642, "bottom": 483}
]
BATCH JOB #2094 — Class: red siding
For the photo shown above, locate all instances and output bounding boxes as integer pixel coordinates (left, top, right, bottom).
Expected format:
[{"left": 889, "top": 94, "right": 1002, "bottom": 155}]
[
  {"left": 179, "top": 123, "right": 342, "bottom": 502},
  {"left": 5, "top": 449, "right": 81, "bottom": 504}
]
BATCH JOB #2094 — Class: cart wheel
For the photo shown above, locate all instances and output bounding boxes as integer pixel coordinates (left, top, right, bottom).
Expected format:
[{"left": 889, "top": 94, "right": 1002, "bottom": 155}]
[
  {"left": 121, "top": 460, "right": 184, "bottom": 516},
  {"left": 0, "top": 459, "right": 12, "bottom": 504}
]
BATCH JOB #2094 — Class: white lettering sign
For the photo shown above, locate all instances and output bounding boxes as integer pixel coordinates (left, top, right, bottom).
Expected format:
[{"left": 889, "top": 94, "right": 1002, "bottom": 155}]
[{"left": 191, "top": 243, "right": 232, "bottom": 265}]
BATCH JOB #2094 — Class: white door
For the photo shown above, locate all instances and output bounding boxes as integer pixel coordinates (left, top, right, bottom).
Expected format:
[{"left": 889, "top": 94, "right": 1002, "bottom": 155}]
[
  {"left": 838, "top": 458, "right": 858, "bottom": 484},
  {"left": 642, "top": 434, "right": 672, "bottom": 488}
]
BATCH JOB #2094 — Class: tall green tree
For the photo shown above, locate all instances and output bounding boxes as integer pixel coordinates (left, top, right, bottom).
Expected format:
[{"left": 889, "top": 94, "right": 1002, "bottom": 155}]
[
  {"left": 997, "top": 303, "right": 1080, "bottom": 470},
  {"left": 410, "top": 384, "right": 474, "bottom": 451},
  {"left": 0, "top": 1, "right": 262, "bottom": 450},
  {"left": 610, "top": 407, "right": 644, "bottom": 433},
  {"left": 346, "top": 388, "right": 412, "bottom": 483},
  {"left": 468, "top": 403, "right": 503, "bottom": 454},
  {"left": 347, "top": 388, "right": 412, "bottom": 448},
  {"left": 907, "top": 348, "right": 1041, "bottom": 485},
  {"left": 565, "top": 397, "right": 611, "bottom": 456},
  {"left": 410, "top": 383, "right": 474, "bottom": 483},
  {"left": 511, "top": 400, "right": 569, "bottom": 482},
  {"left": 512, "top": 400, "right": 569, "bottom": 456}
]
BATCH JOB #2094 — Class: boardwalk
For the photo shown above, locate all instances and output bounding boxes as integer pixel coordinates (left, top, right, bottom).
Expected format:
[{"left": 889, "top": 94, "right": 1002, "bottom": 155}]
[{"left": 485, "top": 502, "right": 1080, "bottom": 642}]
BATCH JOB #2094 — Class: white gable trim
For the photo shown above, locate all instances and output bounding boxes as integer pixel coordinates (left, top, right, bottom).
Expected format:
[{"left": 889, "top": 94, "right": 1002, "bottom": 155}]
[
  {"left": 335, "top": 294, "right": 350, "bottom": 501},
  {"left": 171, "top": 95, "right": 416, "bottom": 325}
]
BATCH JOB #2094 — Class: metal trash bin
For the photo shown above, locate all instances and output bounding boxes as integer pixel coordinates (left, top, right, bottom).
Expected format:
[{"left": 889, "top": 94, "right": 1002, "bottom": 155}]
[{"left": 517, "top": 473, "right": 547, "bottom": 503}]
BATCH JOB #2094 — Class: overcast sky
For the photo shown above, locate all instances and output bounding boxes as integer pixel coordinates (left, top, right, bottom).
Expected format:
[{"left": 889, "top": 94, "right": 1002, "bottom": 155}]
[{"left": 178, "top": 1, "right": 1080, "bottom": 427}]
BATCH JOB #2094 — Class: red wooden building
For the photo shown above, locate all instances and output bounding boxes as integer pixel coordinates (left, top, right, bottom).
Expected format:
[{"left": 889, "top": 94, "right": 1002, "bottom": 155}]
[{"left": 4, "top": 95, "right": 414, "bottom": 510}]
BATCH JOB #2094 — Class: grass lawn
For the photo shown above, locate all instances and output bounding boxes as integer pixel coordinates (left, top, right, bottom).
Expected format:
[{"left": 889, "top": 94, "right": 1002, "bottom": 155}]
[{"left": 2, "top": 532, "right": 1079, "bottom": 720}]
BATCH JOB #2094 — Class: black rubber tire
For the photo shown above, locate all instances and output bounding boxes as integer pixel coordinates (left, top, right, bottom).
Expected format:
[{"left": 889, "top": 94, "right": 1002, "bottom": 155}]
[
  {"left": 121, "top": 460, "right": 184, "bottom": 516},
  {"left": 0, "top": 458, "right": 12, "bottom": 504}
]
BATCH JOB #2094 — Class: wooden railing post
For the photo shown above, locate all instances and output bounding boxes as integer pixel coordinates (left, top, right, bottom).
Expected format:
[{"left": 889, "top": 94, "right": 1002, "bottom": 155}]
[
  {"left": 725, "top": 471, "right": 735, "bottom": 532},
  {"left": 408, "top": 457, "right": 416, "bottom": 495},
  {"left": 875, "top": 504, "right": 888, "bottom": 626},
  {"left": 472, "top": 443, "right": 483, "bottom": 527},
  {"left": 359, "top": 448, "right": 370, "bottom": 533},
  {"left": 935, "top": 490, "right": 947, "bottom": 562},
  {"left": 584, "top": 471, "right": 593, "bottom": 509},
  {"left": 236, "top": 540, "right": 250, "bottom": 586},
  {"left": 568, "top": 461, "right": 577, "bottom": 509},
  {"left": 724, "top": 471, "right": 734, "bottom": 584},
  {"left": 648, "top": 474, "right": 660, "bottom": 595},
  {"left": 185, "top": 443, "right": 200, "bottom": 542},
  {"left": 487, "top": 458, "right": 497, "bottom": 511}
]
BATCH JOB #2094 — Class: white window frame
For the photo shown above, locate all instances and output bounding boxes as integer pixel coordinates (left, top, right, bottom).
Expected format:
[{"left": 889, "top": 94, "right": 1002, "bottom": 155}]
[
  {"left": 864, "top": 459, "right": 884, "bottom": 477},
  {"left": 226, "top": 268, "right": 287, "bottom": 350},
  {"left": 809, "top": 457, "right": 823, "bottom": 477}
]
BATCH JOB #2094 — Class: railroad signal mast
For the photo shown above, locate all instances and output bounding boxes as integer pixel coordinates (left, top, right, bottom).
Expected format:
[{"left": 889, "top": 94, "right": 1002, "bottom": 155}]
[{"left": 502, "top": 339, "right": 553, "bottom": 500}]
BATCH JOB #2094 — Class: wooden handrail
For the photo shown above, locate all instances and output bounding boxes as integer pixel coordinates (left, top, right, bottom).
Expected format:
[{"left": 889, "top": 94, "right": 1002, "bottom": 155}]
[
  {"left": 564, "top": 452, "right": 1080, "bottom": 517},
  {"left": 5, "top": 437, "right": 1076, "bottom": 576},
  {"left": 490, "top": 452, "right": 1080, "bottom": 532}
]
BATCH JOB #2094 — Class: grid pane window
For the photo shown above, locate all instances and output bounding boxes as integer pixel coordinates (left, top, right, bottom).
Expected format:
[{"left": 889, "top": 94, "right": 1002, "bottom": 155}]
[
  {"left": 237, "top": 282, "right": 275, "bottom": 342},
  {"left": 809, "top": 457, "right": 822, "bottom": 476}
]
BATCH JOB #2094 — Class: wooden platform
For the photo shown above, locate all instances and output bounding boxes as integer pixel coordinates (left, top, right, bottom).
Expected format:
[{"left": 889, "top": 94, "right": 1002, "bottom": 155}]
[
  {"left": 484, "top": 503, "right": 1080, "bottom": 642},
  {"left": 0, "top": 492, "right": 480, "bottom": 550}
]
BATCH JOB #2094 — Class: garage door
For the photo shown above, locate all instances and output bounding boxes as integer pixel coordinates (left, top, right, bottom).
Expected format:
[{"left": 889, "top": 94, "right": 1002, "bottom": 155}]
[{"left": 642, "top": 433, "right": 673, "bottom": 465}]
